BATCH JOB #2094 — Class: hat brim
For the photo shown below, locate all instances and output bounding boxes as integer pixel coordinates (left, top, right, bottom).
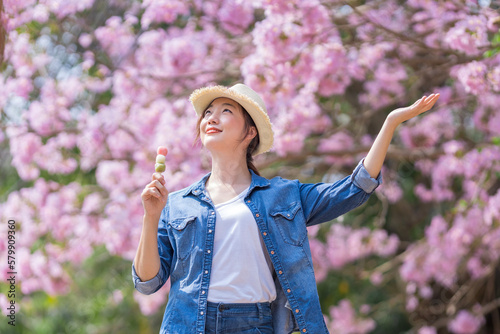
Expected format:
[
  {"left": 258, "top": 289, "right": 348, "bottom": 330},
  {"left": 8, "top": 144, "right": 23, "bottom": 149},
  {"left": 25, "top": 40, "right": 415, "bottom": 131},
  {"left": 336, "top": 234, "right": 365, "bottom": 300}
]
[{"left": 189, "top": 85, "right": 273, "bottom": 156}]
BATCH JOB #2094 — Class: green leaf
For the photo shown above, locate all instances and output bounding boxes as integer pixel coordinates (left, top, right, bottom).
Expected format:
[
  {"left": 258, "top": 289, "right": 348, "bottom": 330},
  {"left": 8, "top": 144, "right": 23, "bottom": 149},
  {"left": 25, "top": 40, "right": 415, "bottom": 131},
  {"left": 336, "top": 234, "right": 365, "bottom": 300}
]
[{"left": 484, "top": 48, "right": 500, "bottom": 58}]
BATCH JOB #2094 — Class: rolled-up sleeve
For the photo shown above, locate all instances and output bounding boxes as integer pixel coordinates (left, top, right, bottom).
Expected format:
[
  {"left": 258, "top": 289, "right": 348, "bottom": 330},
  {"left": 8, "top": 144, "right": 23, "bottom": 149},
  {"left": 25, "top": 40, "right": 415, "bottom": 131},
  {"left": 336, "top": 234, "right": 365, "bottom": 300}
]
[
  {"left": 351, "top": 158, "right": 382, "bottom": 194},
  {"left": 299, "top": 158, "right": 383, "bottom": 226},
  {"left": 132, "top": 263, "right": 165, "bottom": 295}
]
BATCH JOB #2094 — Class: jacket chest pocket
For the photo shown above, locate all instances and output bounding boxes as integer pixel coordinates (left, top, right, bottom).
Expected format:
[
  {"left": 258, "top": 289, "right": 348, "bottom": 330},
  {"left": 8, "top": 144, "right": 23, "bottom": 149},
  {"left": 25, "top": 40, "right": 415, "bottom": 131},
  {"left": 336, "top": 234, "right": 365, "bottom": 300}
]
[
  {"left": 270, "top": 202, "right": 307, "bottom": 246},
  {"left": 168, "top": 216, "right": 197, "bottom": 260}
]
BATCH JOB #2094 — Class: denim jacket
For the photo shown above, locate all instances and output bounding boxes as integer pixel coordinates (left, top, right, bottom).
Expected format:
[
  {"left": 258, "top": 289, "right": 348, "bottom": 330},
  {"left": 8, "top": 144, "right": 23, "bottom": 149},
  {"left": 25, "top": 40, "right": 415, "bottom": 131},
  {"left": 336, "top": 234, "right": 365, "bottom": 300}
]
[{"left": 132, "top": 159, "right": 382, "bottom": 334}]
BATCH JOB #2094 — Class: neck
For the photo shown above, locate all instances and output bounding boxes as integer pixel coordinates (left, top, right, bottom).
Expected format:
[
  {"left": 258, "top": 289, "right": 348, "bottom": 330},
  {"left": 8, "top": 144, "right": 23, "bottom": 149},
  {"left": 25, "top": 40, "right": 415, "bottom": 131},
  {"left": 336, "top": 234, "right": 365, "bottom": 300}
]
[{"left": 208, "top": 150, "right": 251, "bottom": 188}]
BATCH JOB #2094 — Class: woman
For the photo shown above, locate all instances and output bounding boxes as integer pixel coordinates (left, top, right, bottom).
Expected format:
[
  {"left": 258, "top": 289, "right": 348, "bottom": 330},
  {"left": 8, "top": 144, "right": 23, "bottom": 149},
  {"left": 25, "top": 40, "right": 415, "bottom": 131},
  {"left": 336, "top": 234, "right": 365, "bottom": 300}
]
[{"left": 132, "top": 83, "right": 440, "bottom": 334}]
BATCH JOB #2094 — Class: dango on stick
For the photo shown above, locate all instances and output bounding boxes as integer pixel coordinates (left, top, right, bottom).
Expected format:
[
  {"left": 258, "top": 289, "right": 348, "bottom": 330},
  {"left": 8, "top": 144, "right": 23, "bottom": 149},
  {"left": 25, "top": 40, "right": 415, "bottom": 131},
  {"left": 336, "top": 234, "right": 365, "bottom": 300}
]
[{"left": 155, "top": 146, "right": 168, "bottom": 173}]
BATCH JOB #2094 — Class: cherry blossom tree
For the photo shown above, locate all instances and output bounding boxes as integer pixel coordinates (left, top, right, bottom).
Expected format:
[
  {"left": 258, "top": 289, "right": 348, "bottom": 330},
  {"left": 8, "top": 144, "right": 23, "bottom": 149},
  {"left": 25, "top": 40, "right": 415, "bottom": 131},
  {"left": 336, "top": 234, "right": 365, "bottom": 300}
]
[{"left": 1, "top": 0, "right": 499, "bottom": 332}]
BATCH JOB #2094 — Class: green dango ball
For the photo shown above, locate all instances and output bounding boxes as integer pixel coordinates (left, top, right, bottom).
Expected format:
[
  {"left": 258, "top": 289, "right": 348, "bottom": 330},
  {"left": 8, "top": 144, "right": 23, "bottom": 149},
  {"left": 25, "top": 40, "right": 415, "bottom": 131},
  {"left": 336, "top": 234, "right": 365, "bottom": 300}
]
[{"left": 155, "top": 163, "right": 166, "bottom": 173}]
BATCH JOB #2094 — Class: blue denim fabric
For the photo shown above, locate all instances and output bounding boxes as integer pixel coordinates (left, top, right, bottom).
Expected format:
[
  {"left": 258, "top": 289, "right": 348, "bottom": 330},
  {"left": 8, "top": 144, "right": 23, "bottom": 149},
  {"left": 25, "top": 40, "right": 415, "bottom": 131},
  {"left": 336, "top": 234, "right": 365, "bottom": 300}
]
[
  {"left": 205, "top": 302, "right": 273, "bottom": 334},
  {"left": 132, "top": 159, "right": 382, "bottom": 334}
]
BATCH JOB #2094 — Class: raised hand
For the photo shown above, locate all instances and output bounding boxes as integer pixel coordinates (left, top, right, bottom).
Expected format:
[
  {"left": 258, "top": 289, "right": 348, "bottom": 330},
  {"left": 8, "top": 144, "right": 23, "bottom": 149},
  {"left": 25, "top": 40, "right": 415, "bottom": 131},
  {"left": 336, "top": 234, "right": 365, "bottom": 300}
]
[
  {"left": 141, "top": 172, "right": 169, "bottom": 219},
  {"left": 141, "top": 147, "right": 169, "bottom": 220},
  {"left": 363, "top": 93, "right": 440, "bottom": 179},
  {"left": 387, "top": 93, "right": 440, "bottom": 126}
]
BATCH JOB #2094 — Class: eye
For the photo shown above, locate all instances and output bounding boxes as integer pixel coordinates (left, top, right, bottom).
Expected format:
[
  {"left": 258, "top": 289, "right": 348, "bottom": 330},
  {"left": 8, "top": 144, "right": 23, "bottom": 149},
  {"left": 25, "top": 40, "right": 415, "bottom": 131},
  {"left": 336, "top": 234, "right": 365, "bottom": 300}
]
[
  {"left": 203, "top": 110, "right": 212, "bottom": 117},
  {"left": 223, "top": 108, "right": 232, "bottom": 113}
]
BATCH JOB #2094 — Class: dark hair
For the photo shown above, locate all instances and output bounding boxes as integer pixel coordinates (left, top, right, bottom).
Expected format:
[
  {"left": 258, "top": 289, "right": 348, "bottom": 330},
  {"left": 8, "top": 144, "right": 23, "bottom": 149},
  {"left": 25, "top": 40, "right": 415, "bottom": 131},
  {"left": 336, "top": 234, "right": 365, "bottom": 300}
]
[{"left": 195, "top": 103, "right": 261, "bottom": 176}]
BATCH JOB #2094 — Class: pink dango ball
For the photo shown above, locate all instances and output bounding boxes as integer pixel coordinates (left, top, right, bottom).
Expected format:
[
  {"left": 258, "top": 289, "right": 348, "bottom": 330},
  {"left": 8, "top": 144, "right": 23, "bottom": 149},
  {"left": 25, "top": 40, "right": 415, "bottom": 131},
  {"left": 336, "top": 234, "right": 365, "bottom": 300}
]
[{"left": 157, "top": 146, "right": 168, "bottom": 156}]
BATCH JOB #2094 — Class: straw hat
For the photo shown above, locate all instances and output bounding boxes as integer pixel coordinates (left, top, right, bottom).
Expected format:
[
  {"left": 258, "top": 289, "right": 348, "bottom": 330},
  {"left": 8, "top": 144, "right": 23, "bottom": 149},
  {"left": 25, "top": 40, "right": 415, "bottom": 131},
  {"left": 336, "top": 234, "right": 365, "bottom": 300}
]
[{"left": 189, "top": 83, "right": 274, "bottom": 156}]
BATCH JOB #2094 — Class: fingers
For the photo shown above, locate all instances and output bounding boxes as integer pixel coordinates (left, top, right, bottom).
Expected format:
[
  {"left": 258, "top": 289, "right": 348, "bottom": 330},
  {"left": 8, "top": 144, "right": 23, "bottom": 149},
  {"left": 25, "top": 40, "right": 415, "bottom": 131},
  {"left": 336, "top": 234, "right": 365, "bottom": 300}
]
[
  {"left": 423, "top": 94, "right": 440, "bottom": 109},
  {"left": 142, "top": 186, "right": 163, "bottom": 200},
  {"left": 152, "top": 172, "right": 166, "bottom": 185},
  {"left": 153, "top": 179, "right": 168, "bottom": 197},
  {"left": 146, "top": 179, "right": 168, "bottom": 197},
  {"left": 414, "top": 93, "right": 440, "bottom": 112},
  {"left": 143, "top": 175, "right": 168, "bottom": 200},
  {"left": 422, "top": 93, "right": 440, "bottom": 104}
]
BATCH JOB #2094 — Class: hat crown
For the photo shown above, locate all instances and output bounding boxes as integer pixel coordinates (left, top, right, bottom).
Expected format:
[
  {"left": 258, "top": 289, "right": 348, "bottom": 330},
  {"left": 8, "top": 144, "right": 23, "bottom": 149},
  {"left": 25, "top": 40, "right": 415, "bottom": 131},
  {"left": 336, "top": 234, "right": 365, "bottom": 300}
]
[{"left": 229, "top": 84, "right": 267, "bottom": 113}]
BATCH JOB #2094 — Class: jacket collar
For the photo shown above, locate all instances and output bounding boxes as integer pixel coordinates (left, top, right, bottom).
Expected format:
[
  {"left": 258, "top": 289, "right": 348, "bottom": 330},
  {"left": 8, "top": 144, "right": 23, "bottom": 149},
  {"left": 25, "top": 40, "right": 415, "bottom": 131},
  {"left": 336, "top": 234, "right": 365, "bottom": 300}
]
[{"left": 182, "top": 169, "right": 270, "bottom": 198}]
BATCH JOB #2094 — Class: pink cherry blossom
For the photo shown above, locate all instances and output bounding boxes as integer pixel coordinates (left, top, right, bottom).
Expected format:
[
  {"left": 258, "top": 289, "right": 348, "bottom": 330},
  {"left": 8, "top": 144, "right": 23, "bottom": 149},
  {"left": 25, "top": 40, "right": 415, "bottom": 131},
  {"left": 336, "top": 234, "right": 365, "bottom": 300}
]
[
  {"left": 325, "top": 225, "right": 399, "bottom": 269},
  {"left": 360, "top": 60, "right": 407, "bottom": 109},
  {"left": 328, "top": 299, "right": 376, "bottom": 334},
  {"left": 8, "top": 131, "right": 42, "bottom": 180},
  {"left": 133, "top": 283, "right": 170, "bottom": 316},
  {"left": 448, "top": 310, "right": 484, "bottom": 334},
  {"left": 78, "top": 33, "right": 92, "bottom": 48},
  {"left": 377, "top": 167, "right": 404, "bottom": 203},
  {"left": 418, "top": 326, "right": 437, "bottom": 334},
  {"left": 217, "top": 0, "right": 254, "bottom": 35},
  {"left": 318, "top": 131, "right": 355, "bottom": 165},
  {"left": 309, "top": 238, "right": 329, "bottom": 282},
  {"left": 1, "top": 1, "right": 499, "bottom": 330},
  {"left": 110, "top": 289, "right": 124, "bottom": 305},
  {"left": 141, "top": 0, "right": 189, "bottom": 29},
  {"left": 369, "top": 272, "right": 383, "bottom": 286},
  {"left": 445, "top": 15, "right": 489, "bottom": 55},
  {"left": 95, "top": 16, "right": 135, "bottom": 59},
  {"left": 488, "top": 66, "right": 500, "bottom": 91},
  {"left": 454, "top": 61, "right": 488, "bottom": 95},
  {"left": 45, "top": 0, "right": 95, "bottom": 19}
]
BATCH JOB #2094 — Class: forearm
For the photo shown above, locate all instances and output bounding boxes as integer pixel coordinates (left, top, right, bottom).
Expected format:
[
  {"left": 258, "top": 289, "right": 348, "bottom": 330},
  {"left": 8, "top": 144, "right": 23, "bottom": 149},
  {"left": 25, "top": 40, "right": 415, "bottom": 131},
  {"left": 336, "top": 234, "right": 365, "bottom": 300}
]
[
  {"left": 133, "top": 215, "right": 161, "bottom": 281},
  {"left": 362, "top": 93, "right": 440, "bottom": 178},
  {"left": 363, "top": 117, "right": 398, "bottom": 178}
]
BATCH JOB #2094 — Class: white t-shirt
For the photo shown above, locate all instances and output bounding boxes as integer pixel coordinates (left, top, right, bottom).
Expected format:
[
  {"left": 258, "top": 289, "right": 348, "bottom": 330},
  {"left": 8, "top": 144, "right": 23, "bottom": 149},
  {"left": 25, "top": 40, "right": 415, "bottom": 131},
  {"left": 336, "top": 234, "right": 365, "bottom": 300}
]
[{"left": 207, "top": 187, "right": 277, "bottom": 303}]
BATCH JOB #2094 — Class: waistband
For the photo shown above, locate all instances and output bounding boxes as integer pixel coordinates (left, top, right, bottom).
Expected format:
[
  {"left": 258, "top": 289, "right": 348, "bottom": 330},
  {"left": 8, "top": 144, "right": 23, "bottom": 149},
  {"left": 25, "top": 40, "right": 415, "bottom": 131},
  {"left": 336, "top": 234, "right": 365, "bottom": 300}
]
[{"left": 207, "top": 301, "right": 271, "bottom": 314}]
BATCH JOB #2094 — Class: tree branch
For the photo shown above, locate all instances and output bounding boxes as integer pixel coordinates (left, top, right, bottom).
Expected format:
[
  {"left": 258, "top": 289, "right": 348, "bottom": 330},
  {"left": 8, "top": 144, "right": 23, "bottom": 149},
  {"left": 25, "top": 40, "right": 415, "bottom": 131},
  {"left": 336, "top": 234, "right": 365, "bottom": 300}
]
[{"left": 257, "top": 145, "right": 443, "bottom": 170}]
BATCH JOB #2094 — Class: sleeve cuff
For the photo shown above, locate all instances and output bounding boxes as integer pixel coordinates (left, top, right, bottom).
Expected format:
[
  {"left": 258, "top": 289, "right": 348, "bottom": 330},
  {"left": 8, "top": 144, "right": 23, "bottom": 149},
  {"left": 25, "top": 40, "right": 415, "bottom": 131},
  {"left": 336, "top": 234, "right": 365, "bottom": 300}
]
[
  {"left": 132, "top": 263, "right": 163, "bottom": 295},
  {"left": 351, "top": 158, "right": 382, "bottom": 194}
]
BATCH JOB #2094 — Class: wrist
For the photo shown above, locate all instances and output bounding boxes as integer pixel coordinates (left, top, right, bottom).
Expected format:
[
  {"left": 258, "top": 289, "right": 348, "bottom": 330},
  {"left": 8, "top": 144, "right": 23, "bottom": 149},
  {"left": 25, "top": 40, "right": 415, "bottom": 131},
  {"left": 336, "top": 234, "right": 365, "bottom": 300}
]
[
  {"left": 384, "top": 115, "right": 400, "bottom": 132},
  {"left": 143, "top": 214, "right": 161, "bottom": 225}
]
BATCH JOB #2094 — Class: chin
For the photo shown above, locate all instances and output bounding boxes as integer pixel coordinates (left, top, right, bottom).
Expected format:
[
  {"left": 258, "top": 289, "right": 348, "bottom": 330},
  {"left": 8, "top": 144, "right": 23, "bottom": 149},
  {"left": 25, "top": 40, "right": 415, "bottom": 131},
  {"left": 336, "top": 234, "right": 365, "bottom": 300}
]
[{"left": 202, "top": 140, "right": 223, "bottom": 152}]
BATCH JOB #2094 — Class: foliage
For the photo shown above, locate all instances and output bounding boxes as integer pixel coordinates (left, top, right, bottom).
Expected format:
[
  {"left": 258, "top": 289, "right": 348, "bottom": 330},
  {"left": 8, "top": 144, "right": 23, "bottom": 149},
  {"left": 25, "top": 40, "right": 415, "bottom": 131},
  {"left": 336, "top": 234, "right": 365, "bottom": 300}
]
[{"left": 1, "top": 0, "right": 500, "bottom": 333}]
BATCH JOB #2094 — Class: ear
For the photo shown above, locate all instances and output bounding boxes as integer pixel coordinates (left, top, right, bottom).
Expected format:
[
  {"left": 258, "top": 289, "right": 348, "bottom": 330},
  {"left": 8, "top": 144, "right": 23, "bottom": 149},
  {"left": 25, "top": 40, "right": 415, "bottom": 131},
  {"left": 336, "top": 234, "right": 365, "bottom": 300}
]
[{"left": 247, "top": 126, "right": 257, "bottom": 140}]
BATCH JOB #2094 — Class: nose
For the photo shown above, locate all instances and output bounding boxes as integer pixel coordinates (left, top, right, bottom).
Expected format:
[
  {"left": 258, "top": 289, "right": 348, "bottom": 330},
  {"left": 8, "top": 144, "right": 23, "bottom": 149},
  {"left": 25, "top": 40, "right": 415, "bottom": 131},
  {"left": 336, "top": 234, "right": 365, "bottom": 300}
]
[{"left": 206, "top": 112, "right": 219, "bottom": 124}]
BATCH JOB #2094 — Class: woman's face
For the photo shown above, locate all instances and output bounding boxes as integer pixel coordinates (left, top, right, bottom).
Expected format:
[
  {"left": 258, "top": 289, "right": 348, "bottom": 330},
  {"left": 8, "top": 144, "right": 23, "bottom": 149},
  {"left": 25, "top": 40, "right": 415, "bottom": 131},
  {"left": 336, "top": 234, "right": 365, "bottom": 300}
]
[{"left": 199, "top": 97, "right": 256, "bottom": 154}]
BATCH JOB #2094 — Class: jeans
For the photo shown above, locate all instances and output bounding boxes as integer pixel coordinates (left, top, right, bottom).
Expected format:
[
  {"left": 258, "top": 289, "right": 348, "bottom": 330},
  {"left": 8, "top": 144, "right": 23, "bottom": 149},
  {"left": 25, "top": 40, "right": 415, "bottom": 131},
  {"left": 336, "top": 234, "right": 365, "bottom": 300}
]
[{"left": 205, "top": 301, "right": 274, "bottom": 334}]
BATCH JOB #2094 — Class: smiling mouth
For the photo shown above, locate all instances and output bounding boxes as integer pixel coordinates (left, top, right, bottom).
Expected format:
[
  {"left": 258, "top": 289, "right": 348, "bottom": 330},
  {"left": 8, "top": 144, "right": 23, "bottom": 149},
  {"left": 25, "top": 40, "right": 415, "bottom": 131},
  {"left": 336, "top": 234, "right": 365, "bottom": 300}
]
[{"left": 206, "top": 128, "right": 222, "bottom": 134}]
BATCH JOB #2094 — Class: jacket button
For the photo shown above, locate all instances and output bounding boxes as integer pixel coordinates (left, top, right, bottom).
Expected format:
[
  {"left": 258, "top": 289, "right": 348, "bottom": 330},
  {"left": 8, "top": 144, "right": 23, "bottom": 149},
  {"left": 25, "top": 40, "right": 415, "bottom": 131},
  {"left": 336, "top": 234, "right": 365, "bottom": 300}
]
[
  {"left": 287, "top": 289, "right": 291, "bottom": 293},
  {"left": 295, "top": 309, "right": 299, "bottom": 313},
  {"left": 263, "top": 232, "right": 267, "bottom": 236},
  {"left": 302, "top": 329, "right": 306, "bottom": 332},
  {"left": 278, "top": 270, "right": 282, "bottom": 274},
  {"left": 256, "top": 213, "right": 260, "bottom": 217},
  {"left": 270, "top": 251, "right": 275, "bottom": 255}
]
